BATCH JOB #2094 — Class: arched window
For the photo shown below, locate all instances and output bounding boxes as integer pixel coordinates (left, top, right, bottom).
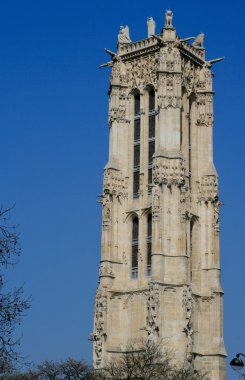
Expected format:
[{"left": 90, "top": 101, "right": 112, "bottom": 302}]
[
  {"left": 133, "top": 93, "right": 140, "bottom": 197},
  {"left": 147, "top": 214, "right": 152, "bottom": 276},
  {"left": 132, "top": 217, "right": 139, "bottom": 278},
  {"left": 148, "top": 89, "right": 155, "bottom": 189}
]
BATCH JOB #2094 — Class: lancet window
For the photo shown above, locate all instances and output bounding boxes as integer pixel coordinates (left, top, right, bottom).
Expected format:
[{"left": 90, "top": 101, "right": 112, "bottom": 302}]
[
  {"left": 133, "top": 92, "right": 140, "bottom": 197},
  {"left": 148, "top": 89, "right": 155, "bottom": 188},
  {"left": 147, "top": 214, "right": 152, "bottom": 276},
  {"left": 132, "top": 217, "right": 139, "bottom": 279}
]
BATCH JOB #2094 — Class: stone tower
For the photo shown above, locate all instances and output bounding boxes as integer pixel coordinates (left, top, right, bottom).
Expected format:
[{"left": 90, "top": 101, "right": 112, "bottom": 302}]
[{"left": 92, "top": 10, "right": 227, "bottom": 380}]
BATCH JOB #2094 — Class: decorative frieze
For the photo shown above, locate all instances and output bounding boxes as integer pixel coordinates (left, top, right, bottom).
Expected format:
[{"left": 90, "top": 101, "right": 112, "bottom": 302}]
[
  {"left": 199, "top": 175, "right": 218, "bottom": 203},
  {"left": 103, "top": 168, "right": 128, "bottom": 198},
  {"left": 153, "top": 157, "right": 186, "bottom": 187},
  {"left": 125, "top": 53, "right": 159, "bottom": 90},
  {"left": 109, "top": 105, "right": 126, "bottom": 124}
]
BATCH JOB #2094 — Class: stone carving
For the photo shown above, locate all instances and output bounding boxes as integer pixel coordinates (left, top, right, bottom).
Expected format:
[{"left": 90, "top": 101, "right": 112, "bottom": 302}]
[
  {"left": 199, "top": 175, "right": 218, "bottom": 203},
  {"left": 195, "top": 65, "right": 212, "bottom": 92},
  {"left": 192, "top": 33, "right": 205, "bottom": 48},
  {"left": 152, "top": 188, "right": 160, "bottom": 219},
  {"left": 182, "top": 60, "right": 195, "bottom": 96},
  {"left": 196, "top": 93, "right": 213, "bottom": 127},
  {"left": 110, "top": 60, "right": 127, "bottom": 86},
  {"left": 165, "top": 10, "right": 173, "bottom": 28},
  {"left": 102, "top": 196, "right": 111, "bottom": 228},
  {"left": 109, "top": 105, "right": 126, "bottom": 124},
  {"left": 92, "top": 289, "right": 108, "bottom": 366},
  {"left": 125, "top": 54, "right": 158, "bottom": 91},
  {"left": 213, "top": 201, "right": 221, "bottom": 233},
  {"left": 158, "top": 73, "right": 181, "bottom": 109},
  {"left": 99, "top": 262, "right": 114, "bottom": 278},
  {"left": 145, "top": 282, "right": 160, "bottom": 340},
  {"left": 183, "top": 286, "right": 193, "bottom": 362},
  {"left": 153, "top": 157, "right": 185, "bottom": 187},
  {"left": 118, "top": 25, "right": 131, "bottom": 44},
  {"left": 159, "top": 45, "right": 181, "bottom": 72},
  {"left": 147, "top": 17, "right": 156, "bottom": 37},
  {"left": 103, "top": 168, "right": 128, "bottom": 198}
]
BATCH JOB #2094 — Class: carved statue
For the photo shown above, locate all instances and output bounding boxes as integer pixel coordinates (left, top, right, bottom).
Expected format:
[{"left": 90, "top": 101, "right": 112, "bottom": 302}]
[
  {"left": 192, "top": 33, "right": 205, "bottom": 48},
  {"left": 147, "top": 17, "right": 156, "bottom": 37},
  {"left": 165, "top": 10, "right": 173, "bottom": 27},
  {"left": 118, "top": 25, "right": 131, "bottom": 44}
]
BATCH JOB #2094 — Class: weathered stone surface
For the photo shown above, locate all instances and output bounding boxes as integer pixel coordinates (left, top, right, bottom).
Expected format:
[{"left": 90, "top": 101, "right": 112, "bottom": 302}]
[{"left": 94, "top": 9, "right": 227, "bottom": 380}]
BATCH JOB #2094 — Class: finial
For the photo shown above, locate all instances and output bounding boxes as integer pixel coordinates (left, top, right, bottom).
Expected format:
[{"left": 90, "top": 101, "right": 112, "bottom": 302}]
[
  {"left": 165, "top": 10, "right": 173, "bottom": 28},
  {"left": 147, "top": 17, "right": 156, "bottom": 37}
]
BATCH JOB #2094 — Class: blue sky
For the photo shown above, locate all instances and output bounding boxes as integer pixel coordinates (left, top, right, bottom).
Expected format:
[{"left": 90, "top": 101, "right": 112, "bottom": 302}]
[{"left": 0, "top": 1, "right": 244, "bottom": 379}]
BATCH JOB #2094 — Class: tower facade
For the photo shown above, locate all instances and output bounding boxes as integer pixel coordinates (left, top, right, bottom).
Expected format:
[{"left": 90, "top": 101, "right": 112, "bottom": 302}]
[{"left": 92, "top": 10, "right": 227, "bottom": 380}]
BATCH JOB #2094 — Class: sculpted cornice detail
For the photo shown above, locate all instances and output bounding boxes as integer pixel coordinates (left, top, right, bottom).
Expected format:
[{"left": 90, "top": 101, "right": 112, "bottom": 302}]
[
  {"left": 198, "top": 175, "right": 218, "bottom": 203},
  {"left": 153, "top": 157, "right": 186, "bottom": 187},
  {"left": 103, "top": 168, "right": 128, "bottom": 198},
  {"left": 108, "top": 105, "right": 126, "bottom": 124},
  {"left": 99, "top": 262, "right": 114, "bottom": 278}
]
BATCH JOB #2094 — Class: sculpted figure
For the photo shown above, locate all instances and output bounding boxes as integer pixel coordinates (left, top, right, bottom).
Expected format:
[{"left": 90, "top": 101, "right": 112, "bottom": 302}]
[
  {"left": 147, "top": 17, "right": 156, "bottom": 37},
  {"left": 118, "top": 25, "right": 131, "bottom": 44},
  {"left": 165, "top": 10, "right": 173, "bottom": 27},
  {"left": 192, "top": 33, "right": 205, "bottom": 47}
]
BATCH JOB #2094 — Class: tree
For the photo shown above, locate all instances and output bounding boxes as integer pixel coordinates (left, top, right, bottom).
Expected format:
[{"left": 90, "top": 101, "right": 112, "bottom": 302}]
[
  {"left": 94, "top": 340, "right": 209, "bottom": 380},
  {"left": 0, "top": 206, "right": 30, "bottom": 375}
]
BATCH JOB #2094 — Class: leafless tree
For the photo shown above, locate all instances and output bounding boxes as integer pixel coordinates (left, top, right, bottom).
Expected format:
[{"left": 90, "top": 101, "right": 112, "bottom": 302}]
[
  {"left": 0, "top": 206, "right": 30, "bottom": 375},
  {"left": 94, "top": 340, "right": 209, "bottom": 380}
]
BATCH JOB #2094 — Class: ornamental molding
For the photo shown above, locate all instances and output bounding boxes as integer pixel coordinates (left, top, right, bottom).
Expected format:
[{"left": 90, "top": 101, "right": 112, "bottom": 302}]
[
  {"left": 103, "top": 168, "right": 128, "bottom": 198},
  {"left": 99, "top": 261, "right": 114, "bottom": 278},
  {"left": 153, "top": 156, "right": 186, "bottom": 187},
  {"left": 198, "top": 175, "right": 218, "bottom": 203},
  {"left": 124, "top": 53, "right": 159, "bottom": 91}
]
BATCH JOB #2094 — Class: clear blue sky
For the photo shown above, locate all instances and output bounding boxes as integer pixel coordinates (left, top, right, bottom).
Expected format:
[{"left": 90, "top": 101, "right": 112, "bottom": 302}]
[{"left": 0, "top": 1, "right": 244, "bottom": 379}]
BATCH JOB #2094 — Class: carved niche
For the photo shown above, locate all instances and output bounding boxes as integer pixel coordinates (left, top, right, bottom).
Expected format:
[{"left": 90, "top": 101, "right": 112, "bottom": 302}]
[
  {"left": 153, "top": 157, "right": 185, "bottom": 187},
  {"left": 91, "top": 289, "right": 108, "bottom": 366},
  {"left": 183, "top": 286, "right": 193, "bottom": 361},
  {"left": 152, "top": 187, "right": 160, "bottom": 220},
  {"left": 145, "top": 282, "right": 160, "bottom": 341}
]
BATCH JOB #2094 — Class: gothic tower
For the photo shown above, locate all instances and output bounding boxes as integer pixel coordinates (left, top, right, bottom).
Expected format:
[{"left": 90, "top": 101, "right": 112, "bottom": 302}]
[{"left": 92, "top": 10, "right": 227, "bottom": 380}]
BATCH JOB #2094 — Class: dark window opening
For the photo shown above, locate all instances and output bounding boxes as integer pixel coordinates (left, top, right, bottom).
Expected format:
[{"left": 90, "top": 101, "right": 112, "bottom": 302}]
[
  {"left": 132, "top": 217, "right": 139, "bottom": 278},
  {"left": 147, "top": 214, "right": 152, "bottom": 276}
]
